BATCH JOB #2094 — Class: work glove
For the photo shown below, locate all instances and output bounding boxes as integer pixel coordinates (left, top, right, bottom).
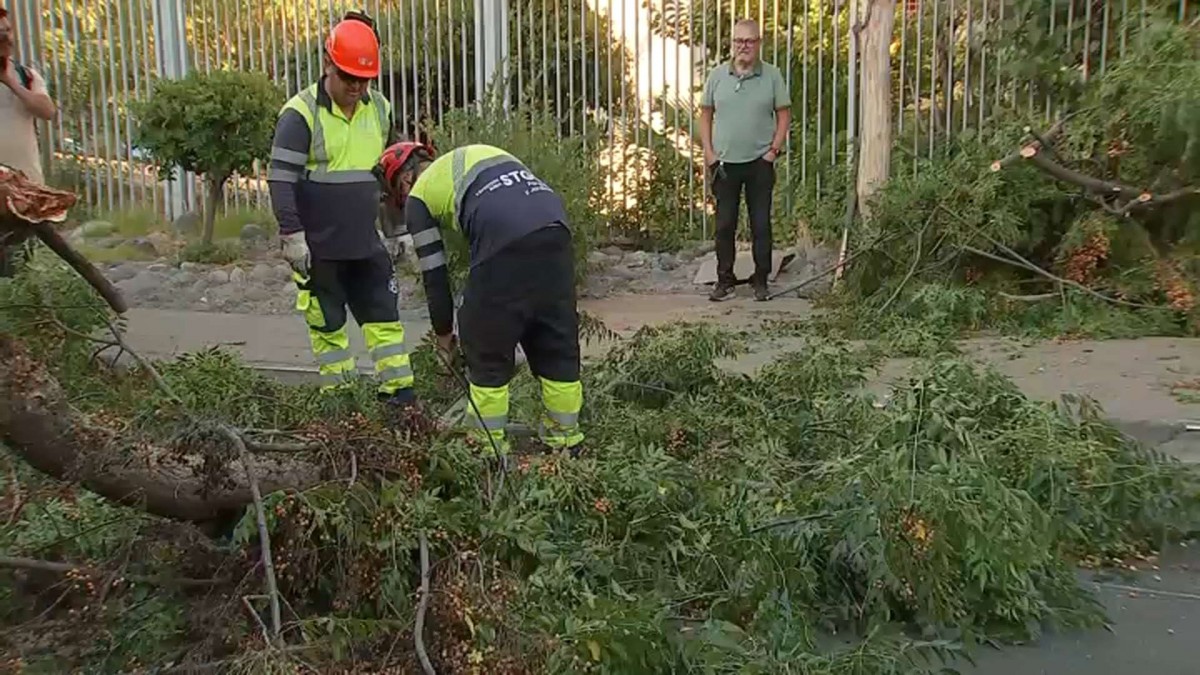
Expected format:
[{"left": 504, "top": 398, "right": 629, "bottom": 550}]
[{"left": 280, "top": 232, "right": 310, "bottom": 277}]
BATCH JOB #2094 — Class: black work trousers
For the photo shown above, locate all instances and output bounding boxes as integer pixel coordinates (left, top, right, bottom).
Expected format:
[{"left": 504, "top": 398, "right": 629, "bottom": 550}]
[
  {"left": 458, "top": 225, "right": 580, "bottom": 388},
  {"left": 711, "top": 158, "right": 776, "bottom": 287}
]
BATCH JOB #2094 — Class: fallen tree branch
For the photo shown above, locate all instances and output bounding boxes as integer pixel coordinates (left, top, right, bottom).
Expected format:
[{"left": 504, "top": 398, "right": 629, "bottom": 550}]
[
  {"left": 415, "top": 531, "right": 437, "bottom": 675},
  {"left": 998, "top": 291, "right": 1059, "bottom": 302},
  {"left": 0, "top": 336, "right": 328, "bottom": 521},
  {"left": 217, "top": 425, "right": 282, "bottom": 644},
  {"left": 991, "top": 119, "right": 1067, "bottom": 171},
  {"left": 0, "top": 554, "right": 224, "bottom": 588}
]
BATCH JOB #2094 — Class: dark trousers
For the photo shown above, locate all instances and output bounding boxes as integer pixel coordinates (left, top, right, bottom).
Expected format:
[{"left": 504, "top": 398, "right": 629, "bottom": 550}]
[
  {"left": 458, "top": 225, "right": 580, "bottom": 388},
  {"left": 711, "top": 158, "right": 775, "bottom": 287},
  {"left": 305, "top": 251, "right": 401, "bottom": 330}
]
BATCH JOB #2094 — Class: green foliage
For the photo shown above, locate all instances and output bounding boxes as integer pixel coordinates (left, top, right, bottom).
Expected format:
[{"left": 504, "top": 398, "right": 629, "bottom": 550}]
[
  {"left": 131, "top": 69, "right": 284, "bottom": 245},
  {"left": 2, "top": 240, "right": 1197, "bottom": 670},
  {"left": 177, "top": 240, "right": 243, "bottom": 265}
]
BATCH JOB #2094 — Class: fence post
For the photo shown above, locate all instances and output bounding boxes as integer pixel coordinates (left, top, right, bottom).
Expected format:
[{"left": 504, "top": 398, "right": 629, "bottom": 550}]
[
  {"left": 152, "top": 0, "right": 191, "bottom": 222},
  {"left": 474, "top": 0, "right": 511, "bottom": 112}
]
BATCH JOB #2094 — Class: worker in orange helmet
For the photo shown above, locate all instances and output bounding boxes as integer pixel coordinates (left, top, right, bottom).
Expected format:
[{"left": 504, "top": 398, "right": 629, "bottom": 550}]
[{"left": 267, "top": 10, "right": 418, "bottom": 416}]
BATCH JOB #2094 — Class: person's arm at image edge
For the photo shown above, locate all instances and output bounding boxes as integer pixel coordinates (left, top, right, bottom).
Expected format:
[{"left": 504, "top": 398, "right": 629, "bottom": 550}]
[{"left": 4, "top": 66, "right": 55, "bottom": 121}]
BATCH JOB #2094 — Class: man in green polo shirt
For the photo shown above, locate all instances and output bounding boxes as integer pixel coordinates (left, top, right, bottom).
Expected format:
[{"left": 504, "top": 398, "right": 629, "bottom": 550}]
[{"left": 699, "top": 18, "right": 791, "bottom": 302}]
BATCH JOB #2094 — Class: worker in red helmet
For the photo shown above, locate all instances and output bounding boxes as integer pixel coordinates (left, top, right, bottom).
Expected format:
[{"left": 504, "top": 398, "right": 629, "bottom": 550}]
[
  {"left": 267, "top": 11, "right": 417, "bottom": 413},
  {"left": 376, "top": 142, "right": 585, "bottom": 462}
]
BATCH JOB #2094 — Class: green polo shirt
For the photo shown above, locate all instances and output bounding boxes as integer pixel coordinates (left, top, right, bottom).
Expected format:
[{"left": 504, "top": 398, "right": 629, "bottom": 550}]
[{"left": 701, "top": 60, "right": 791, "bottom": 164}]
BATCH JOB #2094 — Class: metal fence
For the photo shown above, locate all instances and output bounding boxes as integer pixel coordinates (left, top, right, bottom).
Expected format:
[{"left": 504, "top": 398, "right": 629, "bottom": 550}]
[{"left": 7, "top": 0, "right": 1192, "bottom": 238}]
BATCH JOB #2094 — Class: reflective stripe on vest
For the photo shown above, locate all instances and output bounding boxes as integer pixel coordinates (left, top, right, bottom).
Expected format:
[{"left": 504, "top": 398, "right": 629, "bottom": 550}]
[
  {"left": 450, "top": 147, "right": 523, "bottom": 222},
  {"left": 284, "top": 84, "right": 390, "bottom": 185}
]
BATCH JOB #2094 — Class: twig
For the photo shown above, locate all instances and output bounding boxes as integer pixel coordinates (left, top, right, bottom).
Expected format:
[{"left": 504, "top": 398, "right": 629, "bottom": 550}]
[
  {"left": 243, "top": 440, "right": 322, "bottom": 453},
  {"left": 216, "top": 425, "right": 282, "bottom": 644},
  {"left": 100, "top": 315, "right": 180, "bottom": 402},
  {"left": 241, "top": 595, "right": 272, "bottom": 644},
  {"left": 0, "top": 555, "right": 223, "bottom": 588},
  {"left": 415, "top": 532, "right": 437, "bottom": 675},
  {"left": 959, "top": 244, "right": 1168, "bottom": 311},
  {"left": 877, "top": 216, "right": 930, "bottom": 315},
  {"left": 998, "top": 291, "right": 1058, "bottom": 302},
  {"left": 348, "top": 452, "right": 358, "bottom": 488},
  {"left": 767, "top": 231, "right": 904, "bottom": 301}
]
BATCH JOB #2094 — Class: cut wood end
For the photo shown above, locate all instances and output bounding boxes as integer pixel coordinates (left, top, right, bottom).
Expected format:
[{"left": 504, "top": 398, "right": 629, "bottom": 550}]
[
  {"left": 1019, "top": 146, "right": 1038, "bottom": 158},
  {"left": 990, "top": 161, "right": 1003, "bottom": 172},
  {"left": 1138, "top": 192, "right": 1152, "bottom": 202}
]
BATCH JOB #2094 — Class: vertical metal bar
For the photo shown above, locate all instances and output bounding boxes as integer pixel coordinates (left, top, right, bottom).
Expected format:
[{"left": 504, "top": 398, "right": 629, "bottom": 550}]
[
  {"left": 977, "top": 0, "right": 986, "bottom": 130},
  {"left": 411, "top": 0, "right": 420, "bottom": 128},
  {"left": 701, "top": 0, "right": 708, "bottom": 239},
  {"left": 930, "top": 0, "right": 939, "bottom": 158},
  {"left": 303, "top": 1, "right": 315, "bottom": 87},
  {"left": 435, "top": 0, "right": 444, "bottom": 124},
  {"left": 69, "top": 4, "right": 93, "bottom": 210},
  {"left": 898, "top": 0, "right": 908, "bottom": 135},
  {"left": 1140, "top": 0, "right": 1147, "bottom": 48},
  {"left": 138, "top": 0, "right": 159, "bottom": 214},
  {"left": 43, "top": 0, "right": 64, "bottom": 179},
  {"left": 632, "top": 0, "right": 639, "bottom": 146},
  {"left": 915, "top": 0, "right": 924, "bottom": 173},
  {"left": 1181, "top": 0, "right": 1188, "bottom": 21},
  {"left": 555, "top": 0, "right": 563, "bottom": 135},
  {"left": 1100, "top": 0, "right": 1110, "bottom": 76},
  {"left": 688, "top": 0, "right": 696, "bottom": 238},
  {"left": 542, "top": 0, "right": 549, "bottom": 115},
  {"left": 568, "top": 0, "right": 575, "bottom": 136},
  {"left": 1082, "top": 0, "right": 1093, "bottom": 82},
  {"left": 801, "top": 0, "right": 808, "bottom": 187},
  {"left": 944, "top": 0, "right": 953, "bottom": 141},
  {"left": 460, "top": 0, "right": 469, "bottom": 115},
  {"left": 847, "top": 0, "right": 857, "bottom": 156},
  {"left": 963, "top": 0, "right": 971, "bottom": 132},
  {"left": 99, "top": 2, "right": 116, "bottom": 212},
  {"left": 784, "top": 0, "right": 792, "bottom": 214},
  {"left": 817, "top": 0, "right": 824, "bottom": 163},
  {"left": 117, "top": 0, "right": 133, "bottom": 207},
  {"left": 832, "top": 0, "right": 839, "bottom": 165},
  {"left": 608, "top": 0, "right": 615, "bottom": 238},
  {"left": 422, "top": 0, "right": 432, "bottom": 129},
  {"left": 514, "top": 0, "right": 522, "bottom": 108},
  {"left": 1120, "top": 0, "right": 1129, "bottom": 57},
  {"left": 592, "top": 0, "right": 600, "bottom": 144},
  {"left": 994, "top": 0, "right": 1003, "bottom": 112},
  {"left": 399, "top": 0, "right": 412, "bottom": 129}
]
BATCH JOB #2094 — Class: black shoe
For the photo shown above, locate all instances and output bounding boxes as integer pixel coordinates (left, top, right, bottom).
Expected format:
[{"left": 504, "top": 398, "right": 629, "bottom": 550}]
[
  {"left": 709, "top": 283, "right": 735, "bottom": 302},
  {"left": 753, "top": 283, "right": 770, "bottom": 302}
]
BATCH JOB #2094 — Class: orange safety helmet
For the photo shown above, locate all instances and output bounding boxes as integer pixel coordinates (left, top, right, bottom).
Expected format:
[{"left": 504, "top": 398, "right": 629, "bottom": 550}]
[{"left": 325, "top": 15, "right": 380, "bottom": 79}]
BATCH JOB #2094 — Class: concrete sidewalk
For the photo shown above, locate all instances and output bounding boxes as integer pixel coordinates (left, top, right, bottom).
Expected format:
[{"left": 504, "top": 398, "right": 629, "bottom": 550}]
[{"left": 120, "top": 297, "right": 1200, "bottom": 463}]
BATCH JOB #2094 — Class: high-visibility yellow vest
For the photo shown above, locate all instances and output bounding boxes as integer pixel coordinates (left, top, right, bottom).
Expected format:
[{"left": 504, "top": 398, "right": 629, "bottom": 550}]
[{"left": 279, "top": 83, "right": 391, "bottom": 185}]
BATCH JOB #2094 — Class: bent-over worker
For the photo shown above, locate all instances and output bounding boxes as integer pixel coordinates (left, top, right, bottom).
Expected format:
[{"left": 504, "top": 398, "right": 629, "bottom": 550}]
[{"left": 374, "top": 142, "right": 585, "bottom": 458}]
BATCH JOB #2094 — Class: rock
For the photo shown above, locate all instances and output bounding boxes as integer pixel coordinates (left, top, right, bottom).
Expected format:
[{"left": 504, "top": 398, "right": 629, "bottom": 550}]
[
  {"left": 146, "top": 263, "right": 171, "bottom": 272},
  {"left": 80, "top": 220, "right": 116, "bottom": 238},
  {"left": 657, "top": 254, "right": 678, "bottom": 271},
  {"left": 601, "top": 246, "right": 623, "bottom": 258},
  {"left": 189, "top": 280, "right": 209, "bottom": 295},
  {"left": 249, "top": 264, "right": 276, "bottom": 282},
  {"left": 229, "top": 267, "right": 247, "bottom": 285},
  {"left": 172, "top": 211, "right": 202, "bottom": 236},
  {"left": 240, "top": 223, "right": 268, "bottom": 243},
  {"left": 116, "top": 270, "right": 168, "bottom": 299},
  {"left": 207, "top": 269, "right": 230, "bottom": 285},
  {"left": 180, "top": 261, "right": 202, "bottom": 272},
  {"left": 624, "top": 251, "right": 648, "bottom": 267},
  {"left": 128, "top": 237, "right": 159, "bottom": 257},
  {"left": 587, "top": 251, "right": 612, "bottom": 266},
  {"left": 105, "top": 264, "right": 140, "bottom": 283},
  {"left": 90, "top": 236, "right": 124, "bottom": 249},
  {"left": 145, "top": 231, "right": 176, "bottom": 256}
]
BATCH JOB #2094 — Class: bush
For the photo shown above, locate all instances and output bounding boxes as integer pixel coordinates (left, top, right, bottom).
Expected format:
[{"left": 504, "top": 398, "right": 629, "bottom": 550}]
[{"left": 132, "top": 69, "right": 284, "bottom": 248}]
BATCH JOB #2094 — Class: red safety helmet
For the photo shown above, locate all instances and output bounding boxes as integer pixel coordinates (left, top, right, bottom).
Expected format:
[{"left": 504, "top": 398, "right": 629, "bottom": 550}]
[
  {"left": 325, "top": 16, "right": 380, "bottom": 79},
  {"left": 375, "top": 141, "right": 436, "bottom": 203}
]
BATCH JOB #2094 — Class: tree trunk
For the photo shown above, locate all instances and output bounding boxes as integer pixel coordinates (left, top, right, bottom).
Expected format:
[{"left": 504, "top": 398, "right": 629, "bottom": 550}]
[
  {"left": 201, "top": 174, "right": 228, "bottom": 247},
  {"left": 0, "top": 337, "right": 328, "bottom": 522},
  {"left": 856, "top": 0, "right": 897, "bottom": 222}
]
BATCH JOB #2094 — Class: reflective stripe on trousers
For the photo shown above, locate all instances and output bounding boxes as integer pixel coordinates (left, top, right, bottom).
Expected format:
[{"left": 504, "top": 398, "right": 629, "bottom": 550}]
[
  {"left": 468, "top": 382, "right": 510, "bottom": 457},
  {"left": 538, "top": 377, "right": 584, "bottom": 449},
  {"left": 363, "top": 322, "right": 413, "bottom": 394},
  {"left": 295, "top": 283, "right": 356, "bottom": 391}
]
